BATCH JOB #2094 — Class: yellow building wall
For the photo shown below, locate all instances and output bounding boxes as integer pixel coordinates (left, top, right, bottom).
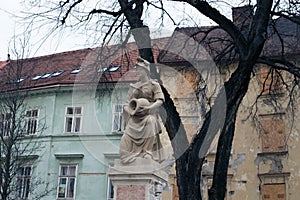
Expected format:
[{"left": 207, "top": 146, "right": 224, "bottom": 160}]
[{"left": 159, "top": 62, "right": 300, "bottom": 200}]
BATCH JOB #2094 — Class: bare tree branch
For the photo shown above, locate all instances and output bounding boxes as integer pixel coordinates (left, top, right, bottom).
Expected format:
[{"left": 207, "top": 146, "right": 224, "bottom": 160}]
[
  {"left": 61, "top": 0, "right": 83, "bottom": 24},
  {"left": 257, "top": 57, "right": 300, "bottom": 78}
]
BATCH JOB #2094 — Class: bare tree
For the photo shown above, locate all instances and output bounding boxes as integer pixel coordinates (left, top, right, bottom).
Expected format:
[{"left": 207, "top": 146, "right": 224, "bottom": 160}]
[
  {"left": 22, "top": 1, "right": 191, "bottom": 196},
  {"left": 21, "top": 0, "right": 300, "bottom": 200},
  {"left": 169, "top": 1, "right": 300, "bottom": 199},
  {"left": 0, "top": 43, "right": 50, "bottom": 200}
]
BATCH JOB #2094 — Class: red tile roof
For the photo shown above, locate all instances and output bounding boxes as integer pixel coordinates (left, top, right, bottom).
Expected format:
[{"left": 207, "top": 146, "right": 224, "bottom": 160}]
[
  {"left": 3, "top": 14, "right": 298, "bottom": 93},
  {"left": 0, "top": 37, "right": 169, "bottom": 92},
  {"left": 0, "top": 61, "right": 7, "bottom": 69}
]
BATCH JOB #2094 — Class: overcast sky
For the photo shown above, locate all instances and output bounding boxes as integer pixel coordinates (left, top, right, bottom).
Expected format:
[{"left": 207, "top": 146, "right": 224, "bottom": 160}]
[
  {"left": 0, "top": 1, "right": 20, "bottom": 60},
  {"left": 0, "top": 1, "right": 96, "bottom": 60},
  {"left": 0, "top": 1, "right": 104, "bottom": 60},
  {"left": 0, "top": 1, "right": 239, "bottom": 61}
]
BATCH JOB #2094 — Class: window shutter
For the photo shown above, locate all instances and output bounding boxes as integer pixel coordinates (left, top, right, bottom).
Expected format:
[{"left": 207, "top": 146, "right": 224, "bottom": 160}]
[
  {"left": 261, "top": 118, "right": 285, "bottom": 152},
  {"left": 261, "top": 119, "right": 272, "bottom": 152},
  {"left": 262, "top": 184, "right": 286, "bottom": 200},
  {"left": 273, "top": 119, "right": 286, "bottom": 151}
]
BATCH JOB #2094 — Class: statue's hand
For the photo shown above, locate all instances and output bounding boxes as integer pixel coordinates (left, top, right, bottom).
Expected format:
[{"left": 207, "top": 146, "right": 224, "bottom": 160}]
[
  {"left": 123, "top": 105, "right": 131, "bottom": 114},
  {"left": 140, "top": 105, "right": 156, "bottom": 114},
  {"left": 134, "top": 106, "right": 150, "bottom": 116}
]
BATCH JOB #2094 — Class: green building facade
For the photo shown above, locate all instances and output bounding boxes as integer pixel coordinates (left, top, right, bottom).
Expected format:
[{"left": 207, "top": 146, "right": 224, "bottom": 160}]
[
  {"left": 26, "top": 85, "right": 126, "bottom": 200},
  {"left": 0, "top": 47, "right": 134, "bottom": 200}
]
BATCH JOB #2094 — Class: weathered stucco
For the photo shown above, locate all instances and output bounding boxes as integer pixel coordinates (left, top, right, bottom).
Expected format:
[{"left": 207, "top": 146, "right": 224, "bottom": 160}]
[{"left": 160, "top": 63, "right": 300, "bottom": 200}]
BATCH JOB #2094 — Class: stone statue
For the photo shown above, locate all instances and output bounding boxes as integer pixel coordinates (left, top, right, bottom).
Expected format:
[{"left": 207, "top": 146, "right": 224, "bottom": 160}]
[{"left": 119, "top": 57, "right": 165, "bottom": 164}]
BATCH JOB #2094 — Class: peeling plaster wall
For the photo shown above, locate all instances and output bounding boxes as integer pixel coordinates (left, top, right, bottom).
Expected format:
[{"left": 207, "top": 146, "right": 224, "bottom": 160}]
[
  {"left": 229, "top": 115, "right": 261, "bottom": 200},
  {"left": 160, "top": 62, "right": 300, "bottom": 200},
  {"left": 159, "top": 66, "right": 202, "bottom": 141},
  {"left": 226, "top": 66, "right": 300, "bottom": 200}
]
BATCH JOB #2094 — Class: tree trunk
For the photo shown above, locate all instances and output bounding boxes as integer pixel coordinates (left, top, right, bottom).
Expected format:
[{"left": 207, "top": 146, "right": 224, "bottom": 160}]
[
  {"left": 119, "top": 1, "right": 190, "bottom": 198},
  {"left": 208, "top": 57, "right": 253, "bottom": 199}
]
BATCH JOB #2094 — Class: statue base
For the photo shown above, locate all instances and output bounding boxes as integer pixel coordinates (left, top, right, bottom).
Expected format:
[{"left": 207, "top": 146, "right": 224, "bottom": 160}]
[{"left": 108, "top": 158, "right": 169, "bottom": 200}]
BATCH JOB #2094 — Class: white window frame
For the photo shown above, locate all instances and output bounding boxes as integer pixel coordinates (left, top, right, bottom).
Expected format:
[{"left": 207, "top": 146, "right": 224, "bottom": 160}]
[
  {"left": 106, "top": 176, "right": 114, "bottom": 200},
  {"left": 112, "top": 104, "right": 125, "bottom": 133},
  {"left": 64, "top": 106, "right": 82, "bottom": 133},
  {"left": 24, "top": 109, "right": 39, "bottom": 135},
  {"left": 0, "top": 112, "right": 12, "bottom": 137},
  {"left": 16, "top": 165, "right": 32, "bottom": 200},
  {"left": 57, "top": 164, "right": 77, "bottom": 200}
]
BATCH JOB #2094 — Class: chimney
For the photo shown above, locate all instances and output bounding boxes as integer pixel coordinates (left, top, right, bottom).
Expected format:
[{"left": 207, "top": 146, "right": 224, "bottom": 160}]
[{"left": 232, "top": 5, "right": 253, "bottom": 27}]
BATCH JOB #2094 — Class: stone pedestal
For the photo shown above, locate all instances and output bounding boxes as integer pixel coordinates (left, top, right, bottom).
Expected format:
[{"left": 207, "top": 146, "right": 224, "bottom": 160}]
[{"left": 108, "top": 158, "right": 169, "bottom": 200}]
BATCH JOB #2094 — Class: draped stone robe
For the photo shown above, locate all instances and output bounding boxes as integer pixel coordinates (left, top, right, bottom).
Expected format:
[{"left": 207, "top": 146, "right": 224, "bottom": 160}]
[{"left": 119, "top": 79, "right": 165, "bottom": 164}]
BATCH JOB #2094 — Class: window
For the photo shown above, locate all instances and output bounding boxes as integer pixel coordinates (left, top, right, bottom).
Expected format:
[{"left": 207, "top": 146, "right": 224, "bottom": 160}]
[
  {"left": 106, "top": 178, "right": 114, "bottom": 200},
  {"left": 261, "top": 118, "right": 286, "bottom": 152},
  {"left": 32, "top": 75, "right": 43, "bottom": 80},
  {"left": 40, "top": 73, "right": 52, "bottom": 79},
  {"left": 65, "top": 107, "right": 82, "bottom": 133},
  {"left": 98, "top": 66, "right": 121, "bottom": 73},
  {"left": 262, "top": 183, "right": 286, "bottom": 200},
  {"left": 16, "top": 166, "right": 32, "bottom": 199},
  {"left": 16, "top": 77, "right": 27, "bottom": 83},
  {"left": 259, "top": 67, "right": 283, "bottom": 94},
  {"left": 98, "top": 67, "right": 108, "bottom": 73},
  {"left": 51, "top": 70, "right": 65, "bottom": 77},
  {"left": 24, "top": 109, "right": 39, "bottom": 135},
  {"left": 0, "top": 113, "right": 12, "bottom": 137},
  {"left": 108, "top": 65, "right": 120, "bottom": 72},
  {"left": 112, "top": 104, "right": 125, "bottom": 132},
  {"left": 70, "top": 68, "right": 82, "bottom": 74},
  {"left": 57, "top": 165, "right": 77, "bottom": 199}
]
